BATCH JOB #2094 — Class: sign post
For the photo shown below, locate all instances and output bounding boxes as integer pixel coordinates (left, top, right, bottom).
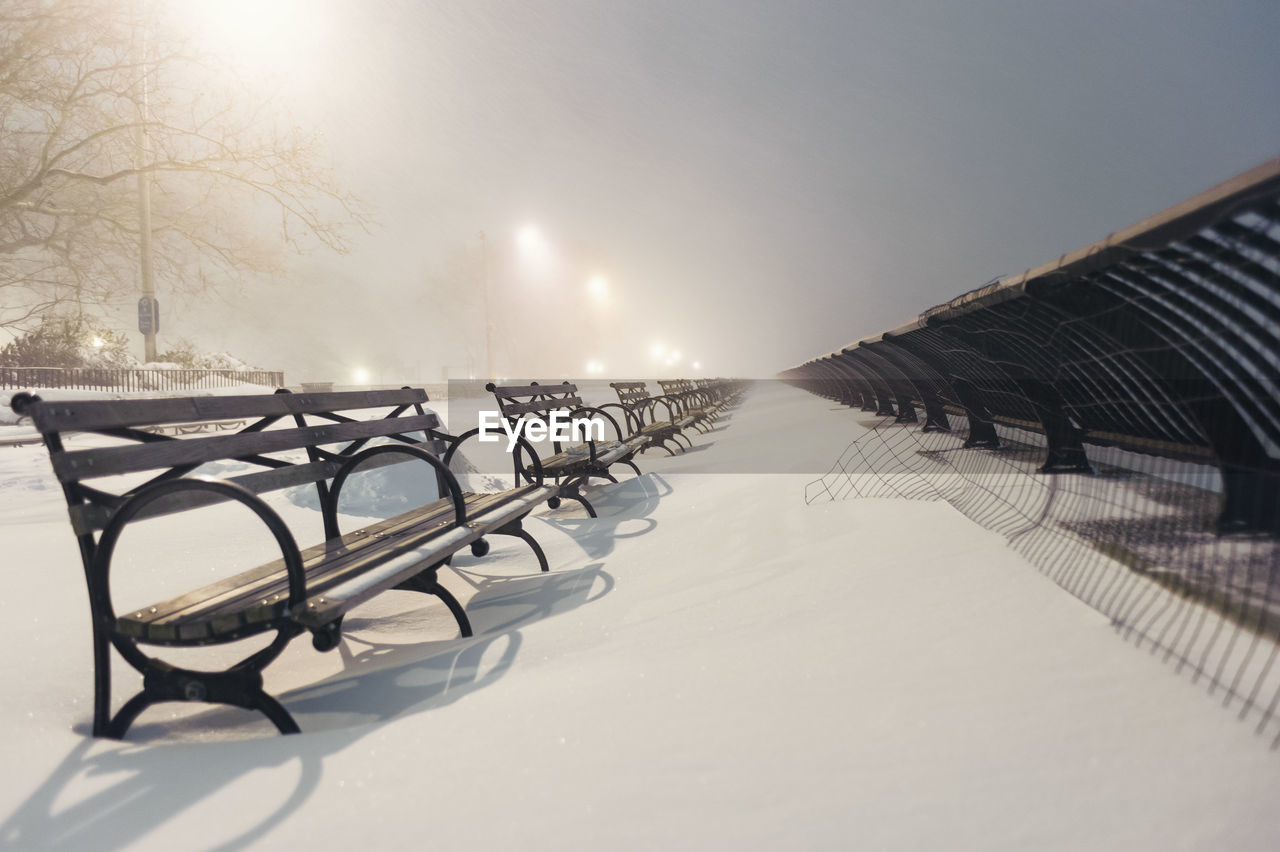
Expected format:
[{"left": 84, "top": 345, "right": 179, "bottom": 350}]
[{"left": 137, "top": 297, "right": 159, "bottom": 338}]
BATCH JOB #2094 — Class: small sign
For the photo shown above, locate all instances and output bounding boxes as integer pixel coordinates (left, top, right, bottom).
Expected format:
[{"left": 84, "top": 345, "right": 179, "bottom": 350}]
[{"left": 137, "top": 297, "right": 159, "bottom": 335}]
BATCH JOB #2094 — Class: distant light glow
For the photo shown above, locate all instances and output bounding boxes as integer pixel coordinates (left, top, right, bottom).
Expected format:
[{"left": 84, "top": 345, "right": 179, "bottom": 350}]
[
  {"left": 91, "top": 336, "right": 104, "bottom": 348},
  {"left": 353, "top": 367, "right": 370, "bottom": 384},
  {"left": 517, "top": 224, "right": 547, "bottom": 255},
  {"left": 587, "top": 275, "right": 608, "bottom": 302},
  {"left": 692, "top": 361, "right": 701, "bottom": 370},
  {"left": 585, "top": 359, "right": 604, "bottom": 374},
  {"left": 173, "top": 0, "right": 328, "bottom": 78},
  {"left": 670, "top": 351, "right": 682, "bottom": 364},
  {"left": 650, "top": 342, "right": 666, "bottom": 360}
]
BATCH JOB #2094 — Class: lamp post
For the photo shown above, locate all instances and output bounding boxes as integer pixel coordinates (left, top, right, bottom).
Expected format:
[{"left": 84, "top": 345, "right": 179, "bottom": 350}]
[
  {"left": 479, "top": 230, "right": 493, "bottom": 379},
  {"left": 132, "top": 5, "right": 158, "bottom": 362}
]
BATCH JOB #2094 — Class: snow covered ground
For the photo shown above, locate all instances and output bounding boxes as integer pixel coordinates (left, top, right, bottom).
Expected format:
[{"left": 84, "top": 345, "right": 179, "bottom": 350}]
[{"left": 1, "top": 382, "right": 1278, "bottom": 849}]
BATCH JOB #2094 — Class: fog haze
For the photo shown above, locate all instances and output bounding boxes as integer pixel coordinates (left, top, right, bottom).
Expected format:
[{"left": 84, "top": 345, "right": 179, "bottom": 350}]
[{"left": 160, "top": 0, "right": 1280, "bottom": 382}]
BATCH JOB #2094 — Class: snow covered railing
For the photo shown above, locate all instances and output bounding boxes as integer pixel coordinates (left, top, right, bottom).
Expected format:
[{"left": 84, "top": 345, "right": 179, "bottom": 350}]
[
  {"left": 782, "top": 156, "right": 1280, "bottom": 738},
  {"left": 782, "top": 155, "right": 1280, "bottom": 536},
  {"left": 0, "top": 366, "right": 285, "bottom": 392}
]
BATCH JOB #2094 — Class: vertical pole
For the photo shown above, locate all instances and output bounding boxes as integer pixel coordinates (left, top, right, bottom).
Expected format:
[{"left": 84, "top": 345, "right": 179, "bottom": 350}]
[
  {"left": 480, "top": 231, "right": 493, "bottom": 380},
  {"left": 132, "top": 5, "right": 157, "bottom": 363}
]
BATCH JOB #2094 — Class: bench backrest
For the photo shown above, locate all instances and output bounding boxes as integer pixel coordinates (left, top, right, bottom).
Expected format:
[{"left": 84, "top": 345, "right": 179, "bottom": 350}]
[
  {"left": 486, "top": 381, "right": 585, "bottom": 421},
  {"left": 609, "top": 380, "right": 654, "bottom": 409},
  {"left": 13, "top": 388, "right": 448, "bottom": 536}
]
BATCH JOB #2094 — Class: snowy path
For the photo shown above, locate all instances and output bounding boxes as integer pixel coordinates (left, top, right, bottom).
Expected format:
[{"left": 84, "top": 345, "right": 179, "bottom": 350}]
[{"left": 1, "top": 383, "right": 1278, "bottom": 849}]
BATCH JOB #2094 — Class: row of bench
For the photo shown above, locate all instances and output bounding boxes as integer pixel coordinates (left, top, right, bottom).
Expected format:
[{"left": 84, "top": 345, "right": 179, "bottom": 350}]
[
  {"left": 484, "top": 378, "right": 740, "bottom": 515},
  {"left": 9, "top": 377, "right": 744, "bottom": 739}
]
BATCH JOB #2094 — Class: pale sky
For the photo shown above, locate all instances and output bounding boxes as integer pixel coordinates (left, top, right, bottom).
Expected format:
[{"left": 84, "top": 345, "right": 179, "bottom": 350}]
[{"left": 166, "top": 0, "right": 1280, "bottom": 382}]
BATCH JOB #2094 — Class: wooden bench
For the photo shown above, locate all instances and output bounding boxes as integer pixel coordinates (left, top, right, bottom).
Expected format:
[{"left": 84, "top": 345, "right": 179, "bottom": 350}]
[
  {"left": 657, "top": 379, "right": 719, "bottom": 433},
  {"left": 9, "top": 387, "right": 558, "bottom": 739},
  {"left": 696, "top": 378, "right": 747, "bottom": 412},
  {"left": 484, "top": 381, "right": 647, "bottom": 517},
  {"left": 609, "top": 380, "right": 698, "bottom": 455}
]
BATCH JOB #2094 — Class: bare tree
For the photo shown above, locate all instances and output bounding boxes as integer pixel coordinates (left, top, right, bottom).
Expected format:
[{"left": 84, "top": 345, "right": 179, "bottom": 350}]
[{"left": 0, "top": 0, "right": 372, "bottom": 329}]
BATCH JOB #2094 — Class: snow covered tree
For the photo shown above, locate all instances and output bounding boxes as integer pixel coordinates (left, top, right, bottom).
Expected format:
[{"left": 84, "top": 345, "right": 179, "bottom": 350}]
[
  {"left": 0, "top": 313, "right": 131, "bottom": 367},
  {"left": 0, "top": 0, "right": 371, "bottom": 330}
]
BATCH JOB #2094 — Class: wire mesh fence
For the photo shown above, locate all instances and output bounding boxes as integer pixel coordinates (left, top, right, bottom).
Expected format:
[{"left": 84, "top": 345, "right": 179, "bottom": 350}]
[{"left": 783, "top": 156, "right": 1280, "bottom": 741}]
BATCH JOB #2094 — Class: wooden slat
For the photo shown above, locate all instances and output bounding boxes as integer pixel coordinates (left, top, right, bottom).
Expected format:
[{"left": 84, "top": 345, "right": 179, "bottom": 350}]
[
  {"left": 115, "top": 486, "right": 547, "bottom": 644},
  {"left": 490, "top": 383, "right": 578, "bottom": 396},
  {"left": 298, "top": 487, "right": 554, "bottom": 627},
  {"left": 53, "top": 413, "right": 442, "bottom": 481},
  {"left": 138, "top": 494, "right": 476, "bottom": 633},
  {"left": 67, "top": 439, "right": 450, "bottom": 533},
  {"left": 498, "top": 397, "right": 584, "bottom": 417},
  {"left": 28, "top": 388, "right": 428, "bottom": 432}
]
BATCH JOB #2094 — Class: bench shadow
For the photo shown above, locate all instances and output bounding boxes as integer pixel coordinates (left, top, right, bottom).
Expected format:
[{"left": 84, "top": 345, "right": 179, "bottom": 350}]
[
  {"left": 541, "top": 472, "right": 671, "bottom": 559},
  {"left": 670, "top": 442, "right": 714, "bottom": 455},
  {"left": 0, "top": 562, "right": 611, "bottom": 850}
]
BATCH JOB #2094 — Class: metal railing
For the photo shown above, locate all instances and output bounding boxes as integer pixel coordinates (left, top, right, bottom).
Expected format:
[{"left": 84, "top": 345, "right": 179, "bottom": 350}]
[
  {"left": 783, "top": 155, "right": 1280, "bottom": 739},
  {"left": 0, "top": 366, "right": 284, "bottom": 392}
]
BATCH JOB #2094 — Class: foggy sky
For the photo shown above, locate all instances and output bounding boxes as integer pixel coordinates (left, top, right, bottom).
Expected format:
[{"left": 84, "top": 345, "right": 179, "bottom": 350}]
[{"left": 167, "top": 0, "right": 1280, "bottom": 383}]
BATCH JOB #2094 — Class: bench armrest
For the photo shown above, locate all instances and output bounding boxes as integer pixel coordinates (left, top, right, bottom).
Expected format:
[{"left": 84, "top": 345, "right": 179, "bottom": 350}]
[
  {"left": 570, "top": 405, "right": 628, "bottom": 445},
  {"left": 441, "top": 427, "right": 547, "bottom": 488},
  {"left": 93, "top": 477, "right": 308, "bottom": 624},
  {"left": 327, "top": 444, "right": 468, "bottom": 534},
  {"left": 594, "top": 402, "right": 642, "bottom": 435},
  {"left": 650, "top": 394, "right": 682, "bottom": 419}
]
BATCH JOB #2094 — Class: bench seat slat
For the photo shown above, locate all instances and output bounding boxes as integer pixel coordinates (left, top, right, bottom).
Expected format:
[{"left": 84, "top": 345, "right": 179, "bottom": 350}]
[
  {"left": 304, "top": 483, "right": 555, "bottom": 624},
  {"left": 116, "top": 485, "right": 550, "bottom": 644},
  {"left": 131, "top": 489, "right": 525, "bottom": 627},
  {"left": 300, "top": 488, "right": 552, "bottom": 625},
  {"left": 53, "top": 413, "right": 442, "bottom": 481},
  {"left": 537, "top": 440, "right": 637, "bottom": 471},
  {"left": 27, "top": 389, "right": 428, "bottom": 432},
  {"left": 121, "top": 498, "right": 466, "bottom": 636}
]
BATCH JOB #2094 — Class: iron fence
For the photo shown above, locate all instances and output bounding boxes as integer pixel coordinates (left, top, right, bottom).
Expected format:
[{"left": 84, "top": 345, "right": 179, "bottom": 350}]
[
  {"left": 0, "top": 366, "right": 284, "bottom": 392},
  {"left": 783, "top": 155, "right": 1280, "bottom": 740}
]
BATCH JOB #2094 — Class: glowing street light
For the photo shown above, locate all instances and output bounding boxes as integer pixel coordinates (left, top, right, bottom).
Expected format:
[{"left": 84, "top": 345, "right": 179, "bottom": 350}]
[
  {"left": 517, "top": 224, "right": 549, "bottom": 258},
  {"left": 587, "top": 275, "right": 608, "bottom": 303},
  {"left": 353, "top": 367, "right": 370, "bottom": 384}
]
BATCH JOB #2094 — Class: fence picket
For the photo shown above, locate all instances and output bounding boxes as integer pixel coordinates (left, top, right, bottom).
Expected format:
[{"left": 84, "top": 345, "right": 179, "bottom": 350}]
[{"left": 1, "top": 367, "right": 284, "bottom": 392}]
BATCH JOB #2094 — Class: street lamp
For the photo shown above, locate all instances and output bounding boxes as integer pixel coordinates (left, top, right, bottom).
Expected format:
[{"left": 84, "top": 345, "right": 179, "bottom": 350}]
[
  {"left": 478, "top": 223, "right": 552, "bottom": 379},
  {"left": 587, "top": 275, "right": 608, "bottom": 303},
  {"left": 130, "top": 6, "right": 158, "bottom": 362},
  {"left": 480, "top": 230, "right": 493, "bottom": 380}
]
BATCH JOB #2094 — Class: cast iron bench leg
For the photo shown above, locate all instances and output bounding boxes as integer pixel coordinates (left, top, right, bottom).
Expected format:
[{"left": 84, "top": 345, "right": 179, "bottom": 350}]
[
  {"left": 396, "top": 567, "right": 474, "bottom": 637},
  {"left": 105, "top": 648, "right": 302, "bottom": 739},
  {"left": 491, "top": 517, "right": 550, "bottom": 572}
]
